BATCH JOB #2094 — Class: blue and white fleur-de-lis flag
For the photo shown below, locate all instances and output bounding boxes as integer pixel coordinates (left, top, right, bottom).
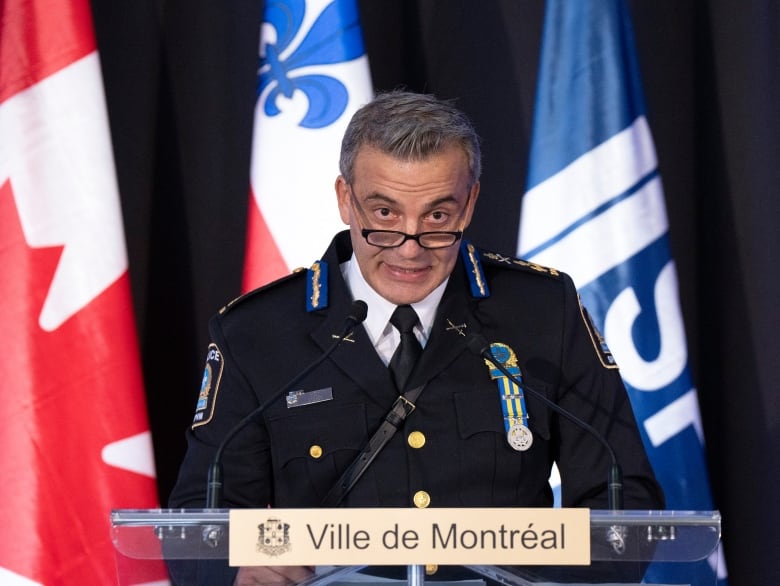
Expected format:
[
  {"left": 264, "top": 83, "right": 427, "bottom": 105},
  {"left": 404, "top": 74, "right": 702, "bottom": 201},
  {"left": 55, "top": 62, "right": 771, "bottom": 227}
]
[
  {"left": 518, "top": 1, "right": 727, "bottom": 584},
  {"left": 243, "top": 0, "right": 373, "bottom": 290}
]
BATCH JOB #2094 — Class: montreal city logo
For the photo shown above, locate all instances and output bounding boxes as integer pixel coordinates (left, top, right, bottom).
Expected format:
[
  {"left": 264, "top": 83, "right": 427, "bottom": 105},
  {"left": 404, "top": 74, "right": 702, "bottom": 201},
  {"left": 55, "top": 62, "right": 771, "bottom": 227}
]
[{"left": 257, "top": 517, "right": 292, "bottom": 556}]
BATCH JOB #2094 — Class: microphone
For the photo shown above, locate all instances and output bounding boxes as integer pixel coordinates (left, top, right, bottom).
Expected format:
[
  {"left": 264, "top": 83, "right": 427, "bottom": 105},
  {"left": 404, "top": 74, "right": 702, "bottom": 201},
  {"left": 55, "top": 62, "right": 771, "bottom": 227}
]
[
  {"left": 466, "top": 333, "right": 624, "bottom": 511},
  {"left": 205, "top": 300, "right": 368, "bottom": 509}
]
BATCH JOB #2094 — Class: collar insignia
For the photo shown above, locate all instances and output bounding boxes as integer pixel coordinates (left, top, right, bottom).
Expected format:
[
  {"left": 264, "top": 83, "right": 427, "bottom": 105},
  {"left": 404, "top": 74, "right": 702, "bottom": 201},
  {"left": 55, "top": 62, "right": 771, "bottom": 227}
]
[
  {"left": 445, "top": 319, "right": 468, "bottom": 337},
  {"left": 460, "top": 240, "right": 490, "bottom": 298},
  {"left": 306, "top": 260, "right": 329, "bottom": 311}
]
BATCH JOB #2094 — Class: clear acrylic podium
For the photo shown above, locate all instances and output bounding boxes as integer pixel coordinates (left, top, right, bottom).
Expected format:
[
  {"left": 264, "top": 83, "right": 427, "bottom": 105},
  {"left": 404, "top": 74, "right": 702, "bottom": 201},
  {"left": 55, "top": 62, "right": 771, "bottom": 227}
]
[{"left": 111, "top": 508, "right": 721, "bottom": 585}]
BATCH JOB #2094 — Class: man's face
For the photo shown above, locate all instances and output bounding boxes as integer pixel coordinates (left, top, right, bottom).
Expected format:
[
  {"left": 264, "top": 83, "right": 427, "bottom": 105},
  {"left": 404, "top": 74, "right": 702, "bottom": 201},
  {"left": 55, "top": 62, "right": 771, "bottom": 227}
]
[{"left": 336, "top": 145, "right": 480, "bottom": 305}]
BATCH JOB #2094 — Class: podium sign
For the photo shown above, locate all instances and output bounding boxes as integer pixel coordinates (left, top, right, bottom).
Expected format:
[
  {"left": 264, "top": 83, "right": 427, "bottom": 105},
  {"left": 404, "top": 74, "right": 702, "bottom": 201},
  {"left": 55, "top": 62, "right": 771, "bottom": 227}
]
[
  {"left": 111, "top": 509, "right": 722, "bottom": 585},
  {"left": 229, "top": 507, "right": 589, "bottom": 567}
]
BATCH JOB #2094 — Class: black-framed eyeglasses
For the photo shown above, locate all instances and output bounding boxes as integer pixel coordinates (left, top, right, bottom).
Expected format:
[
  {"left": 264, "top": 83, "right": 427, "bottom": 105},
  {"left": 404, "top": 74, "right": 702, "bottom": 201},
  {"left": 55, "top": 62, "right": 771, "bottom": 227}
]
[
  {"left": 361, "top": 228, "right": 463, "bottom": 249},
  {"left": 348, "top": 186, "right": 468, "bottom": 250}
]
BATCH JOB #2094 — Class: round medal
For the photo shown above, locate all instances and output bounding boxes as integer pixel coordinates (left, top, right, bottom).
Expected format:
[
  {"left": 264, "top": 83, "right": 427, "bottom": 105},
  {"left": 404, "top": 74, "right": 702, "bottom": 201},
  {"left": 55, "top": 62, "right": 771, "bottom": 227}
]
[{"left": 507, "top": 423, "right": 533, "bottom": 451}]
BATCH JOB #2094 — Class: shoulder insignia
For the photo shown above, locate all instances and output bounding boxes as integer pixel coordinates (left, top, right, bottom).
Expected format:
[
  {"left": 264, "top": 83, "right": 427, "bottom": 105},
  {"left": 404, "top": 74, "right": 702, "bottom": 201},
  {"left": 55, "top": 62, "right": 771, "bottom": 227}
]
[
  {"left": 578, "top": 298, "right": 619, "bottom": 370},
  {"left": 480, "top": 249, "right": 562, "bottom": 279},
  {"left": 192, "top": 343, "right": 225, "bottom": 428},
  {"left": 306, "top": 260, "right": 329, "bottom": 311}
]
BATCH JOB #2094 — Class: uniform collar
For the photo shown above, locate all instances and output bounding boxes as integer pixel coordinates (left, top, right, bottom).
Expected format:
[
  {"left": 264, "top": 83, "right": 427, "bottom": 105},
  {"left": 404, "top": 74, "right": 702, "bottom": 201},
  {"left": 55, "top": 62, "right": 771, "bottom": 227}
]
[{"left": 341, "top": 253, "right": 448, "bottom": 348}]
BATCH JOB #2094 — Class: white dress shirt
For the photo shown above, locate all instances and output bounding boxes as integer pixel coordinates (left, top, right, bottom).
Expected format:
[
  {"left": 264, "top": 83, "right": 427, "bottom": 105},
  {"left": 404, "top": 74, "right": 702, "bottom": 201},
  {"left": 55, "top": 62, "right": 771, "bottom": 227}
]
[{"left": 342, "top": 254, "right": 448, "bottom": 366}]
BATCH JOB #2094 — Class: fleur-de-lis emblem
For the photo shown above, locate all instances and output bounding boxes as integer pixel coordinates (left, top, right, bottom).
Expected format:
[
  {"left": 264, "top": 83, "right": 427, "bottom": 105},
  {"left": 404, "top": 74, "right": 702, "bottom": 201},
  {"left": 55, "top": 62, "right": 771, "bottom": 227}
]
[{"left": 259, "top": 0, "right": 366, "bottom": 129}]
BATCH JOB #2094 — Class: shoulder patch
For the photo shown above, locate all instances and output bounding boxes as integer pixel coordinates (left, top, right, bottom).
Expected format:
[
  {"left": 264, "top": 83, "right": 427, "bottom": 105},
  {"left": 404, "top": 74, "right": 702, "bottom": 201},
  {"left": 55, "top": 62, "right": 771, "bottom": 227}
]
[
  {"left": 192, "top": 343, "right": 225, "bottom": 428},
  {"left": 479, "top": 249, "right": 562, "bottom": 279},
  {"left": 578, "top": 298, "right": 619, "bottom": 370}
]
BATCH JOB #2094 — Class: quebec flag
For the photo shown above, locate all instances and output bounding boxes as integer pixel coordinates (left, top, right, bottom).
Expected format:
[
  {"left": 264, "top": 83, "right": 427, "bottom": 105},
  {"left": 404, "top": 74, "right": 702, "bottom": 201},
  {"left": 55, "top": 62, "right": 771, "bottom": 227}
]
[
  {"left": 243, "top": 0, "right": 373, "bottom": 290},
  {"left": 518, "top": 1, "right": 726, "bottom": 584}
]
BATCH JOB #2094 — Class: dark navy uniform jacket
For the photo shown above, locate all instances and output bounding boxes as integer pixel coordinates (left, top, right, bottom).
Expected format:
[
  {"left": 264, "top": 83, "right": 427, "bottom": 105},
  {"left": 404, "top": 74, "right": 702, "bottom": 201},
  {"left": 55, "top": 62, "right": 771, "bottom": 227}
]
[{"left": 169, "top": 231, "right": 663, "bottom": 514}]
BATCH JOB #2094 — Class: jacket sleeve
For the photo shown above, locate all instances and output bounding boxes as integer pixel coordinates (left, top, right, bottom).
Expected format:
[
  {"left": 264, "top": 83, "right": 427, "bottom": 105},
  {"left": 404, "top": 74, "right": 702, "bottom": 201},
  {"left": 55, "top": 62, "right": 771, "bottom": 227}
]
[
  {"left": 168, "top": 314, "right": 274, "bottom": 510},
  {"left": 554, "top": 273, "right": 665, "bottom": 510}
]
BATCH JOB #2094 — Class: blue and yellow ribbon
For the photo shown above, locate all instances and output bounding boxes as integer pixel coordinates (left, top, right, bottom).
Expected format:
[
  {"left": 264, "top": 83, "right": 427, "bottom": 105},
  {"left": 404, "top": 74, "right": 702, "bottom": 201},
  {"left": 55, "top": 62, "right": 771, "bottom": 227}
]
[{"left": 483, "top": 342, "right": 533, "bottom": 451}]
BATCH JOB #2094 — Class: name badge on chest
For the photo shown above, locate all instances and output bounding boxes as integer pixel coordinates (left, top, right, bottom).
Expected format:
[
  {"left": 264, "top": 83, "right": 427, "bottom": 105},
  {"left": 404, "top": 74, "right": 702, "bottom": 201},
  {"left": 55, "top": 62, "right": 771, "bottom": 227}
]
[{"left": 286, "top": 387, "right": 334, "bottom": 408}]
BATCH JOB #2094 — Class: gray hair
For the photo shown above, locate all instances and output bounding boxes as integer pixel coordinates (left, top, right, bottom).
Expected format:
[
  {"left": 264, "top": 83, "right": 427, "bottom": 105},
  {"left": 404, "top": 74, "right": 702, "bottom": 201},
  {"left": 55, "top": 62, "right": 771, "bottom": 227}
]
[{"left": 339, "top": 91, "right": 482, "bottom": 186}]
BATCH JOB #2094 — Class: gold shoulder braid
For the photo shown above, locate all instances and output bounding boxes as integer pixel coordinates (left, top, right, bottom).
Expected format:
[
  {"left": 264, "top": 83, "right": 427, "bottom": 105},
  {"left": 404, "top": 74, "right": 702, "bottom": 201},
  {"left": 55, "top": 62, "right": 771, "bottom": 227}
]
[
  {"left": 306, "top": 260, "right": 329, "bottom": 311},
  {"left": 481, "top": 250, "right": 561, "bottom": 278},
  {"left": 460, "top": 241, "right": 490, "bottom": 298}
]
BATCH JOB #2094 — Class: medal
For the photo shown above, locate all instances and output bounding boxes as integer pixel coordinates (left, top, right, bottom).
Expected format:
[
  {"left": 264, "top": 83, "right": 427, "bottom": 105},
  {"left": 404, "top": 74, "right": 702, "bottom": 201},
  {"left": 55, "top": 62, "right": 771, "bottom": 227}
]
[
  {"left": 507, "top": 422, "right": 533, "bottom": 452},
  {"left": 481, "top": 342, "right": 533, "bottom": 452}
]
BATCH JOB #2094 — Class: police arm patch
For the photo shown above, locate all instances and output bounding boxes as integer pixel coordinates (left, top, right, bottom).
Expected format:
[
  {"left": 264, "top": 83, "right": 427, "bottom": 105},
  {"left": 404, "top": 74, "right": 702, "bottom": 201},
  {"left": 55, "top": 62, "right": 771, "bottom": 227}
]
[
  {"left": 578, "top": 298, "right": 619, "bottom": 370},
  {"left": 192, "top": 343, "right": 225, "bottom": 428}
]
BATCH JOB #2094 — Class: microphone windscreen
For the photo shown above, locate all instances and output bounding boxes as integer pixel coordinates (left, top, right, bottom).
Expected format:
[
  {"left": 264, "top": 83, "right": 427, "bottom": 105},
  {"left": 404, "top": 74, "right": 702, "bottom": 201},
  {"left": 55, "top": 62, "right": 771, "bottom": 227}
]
[
  {"left": 466, "top": 333, "right": 490, "bottom": 357},
  {"left": 349, "top": 300, "right": 368, "bottom": 324}
]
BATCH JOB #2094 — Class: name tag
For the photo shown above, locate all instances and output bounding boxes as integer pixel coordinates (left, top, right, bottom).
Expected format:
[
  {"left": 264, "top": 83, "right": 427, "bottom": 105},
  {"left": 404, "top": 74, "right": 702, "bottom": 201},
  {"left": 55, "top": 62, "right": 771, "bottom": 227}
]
[{"left": 286, "top": 387, "right": 333, "bottom": 408}]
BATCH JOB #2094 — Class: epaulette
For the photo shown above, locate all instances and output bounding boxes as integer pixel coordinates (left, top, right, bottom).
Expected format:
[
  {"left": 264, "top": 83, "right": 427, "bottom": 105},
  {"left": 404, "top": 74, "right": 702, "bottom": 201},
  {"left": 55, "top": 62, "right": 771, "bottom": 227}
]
[
  {"left": 479, "top": 249, "right": 562, "bottom": 279},
  {"left": 460, "top": 241, "right": 563, "bottom": 299},
  {"left": 218, "top": 268, "right": 306, "bottom": 315}
]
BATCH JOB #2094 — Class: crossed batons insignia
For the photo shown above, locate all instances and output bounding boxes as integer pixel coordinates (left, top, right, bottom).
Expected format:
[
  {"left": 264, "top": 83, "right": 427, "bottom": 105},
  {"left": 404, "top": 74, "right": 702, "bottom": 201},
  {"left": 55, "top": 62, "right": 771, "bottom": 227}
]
[{"left": 331, "top": 320, "right": 467, "bottom": 341}]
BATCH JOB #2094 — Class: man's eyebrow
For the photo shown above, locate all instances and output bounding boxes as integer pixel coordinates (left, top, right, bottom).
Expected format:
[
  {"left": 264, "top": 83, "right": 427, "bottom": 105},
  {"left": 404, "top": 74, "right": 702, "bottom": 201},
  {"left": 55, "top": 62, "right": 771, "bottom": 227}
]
[
  {"left": 363, "top": 193, "right": 460, "bottom": 209},
  {"left": 363, "top": 192, "right": 395, "bottom": 205}
]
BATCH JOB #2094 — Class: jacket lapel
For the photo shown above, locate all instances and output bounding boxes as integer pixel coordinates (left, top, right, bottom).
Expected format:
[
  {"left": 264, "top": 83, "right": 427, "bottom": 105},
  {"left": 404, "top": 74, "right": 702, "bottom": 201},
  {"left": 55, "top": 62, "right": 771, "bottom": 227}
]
[
  {"left": 407, "top": 262, "right": 483, "bottom": 388},
  {"left": 308, "top": 235, "right": 399, "bottom": 408}
]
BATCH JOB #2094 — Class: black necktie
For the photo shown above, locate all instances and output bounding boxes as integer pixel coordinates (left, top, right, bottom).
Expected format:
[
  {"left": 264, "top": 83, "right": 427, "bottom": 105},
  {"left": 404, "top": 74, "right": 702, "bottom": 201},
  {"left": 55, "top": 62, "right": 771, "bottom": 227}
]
[{"left": 389, "top": 305, "right": 423, "bottom": 390}]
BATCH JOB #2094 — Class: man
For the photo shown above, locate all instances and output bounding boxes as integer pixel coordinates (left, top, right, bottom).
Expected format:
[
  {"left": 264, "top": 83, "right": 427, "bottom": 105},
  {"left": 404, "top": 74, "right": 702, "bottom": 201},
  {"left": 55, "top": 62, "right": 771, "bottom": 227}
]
[{"left": 168, "top": 91, "right": 664, "bottom": 584}]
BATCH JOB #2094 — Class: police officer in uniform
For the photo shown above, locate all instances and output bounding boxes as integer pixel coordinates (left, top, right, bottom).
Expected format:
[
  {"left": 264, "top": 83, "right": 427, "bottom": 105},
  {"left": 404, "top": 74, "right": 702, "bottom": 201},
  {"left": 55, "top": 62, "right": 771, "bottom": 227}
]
[{"left": 168, "top": 91, "right": 664, "bottom": 585}]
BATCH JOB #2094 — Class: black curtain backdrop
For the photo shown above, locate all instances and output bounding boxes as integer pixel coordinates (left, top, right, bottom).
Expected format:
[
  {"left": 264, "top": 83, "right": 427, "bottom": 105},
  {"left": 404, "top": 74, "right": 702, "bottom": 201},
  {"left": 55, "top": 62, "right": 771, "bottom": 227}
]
[{"left": 89, "top": 1, "right": 779, "bottom": 583}]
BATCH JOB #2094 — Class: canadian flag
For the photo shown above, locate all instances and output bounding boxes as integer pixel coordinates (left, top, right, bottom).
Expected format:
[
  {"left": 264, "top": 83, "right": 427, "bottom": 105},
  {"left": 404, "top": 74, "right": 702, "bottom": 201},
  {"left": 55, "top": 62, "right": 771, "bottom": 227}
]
[
  {"left": 0, "top": 0, "right": 163, "bottom": 584},
  {"left": 243, "top": 0, "right": 373, "bottom": 290}
]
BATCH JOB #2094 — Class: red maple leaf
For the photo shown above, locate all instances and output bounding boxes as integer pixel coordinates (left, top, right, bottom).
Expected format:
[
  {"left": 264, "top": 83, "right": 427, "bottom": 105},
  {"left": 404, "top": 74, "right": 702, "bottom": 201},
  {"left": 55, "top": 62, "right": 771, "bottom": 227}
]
[{"left": 0, "top": 180, "right": 164, "bottom": 583}]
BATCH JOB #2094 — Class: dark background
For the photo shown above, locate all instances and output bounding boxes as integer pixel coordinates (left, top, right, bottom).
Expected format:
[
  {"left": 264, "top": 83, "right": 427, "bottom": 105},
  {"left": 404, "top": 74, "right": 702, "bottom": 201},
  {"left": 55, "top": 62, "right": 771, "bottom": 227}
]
[{"left": 88, "top": 1, "right": 779, "bottom": 583}]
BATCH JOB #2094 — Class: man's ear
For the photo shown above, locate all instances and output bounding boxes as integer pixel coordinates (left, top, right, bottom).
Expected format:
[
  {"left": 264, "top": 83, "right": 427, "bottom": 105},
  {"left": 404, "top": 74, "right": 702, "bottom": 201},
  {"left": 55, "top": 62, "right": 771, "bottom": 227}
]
[
  {"left": 335, "top": 176, "right": 351, "bottom": 224},
  {"left": 463, "top": 181, "right": 480, "bottom": 228}
]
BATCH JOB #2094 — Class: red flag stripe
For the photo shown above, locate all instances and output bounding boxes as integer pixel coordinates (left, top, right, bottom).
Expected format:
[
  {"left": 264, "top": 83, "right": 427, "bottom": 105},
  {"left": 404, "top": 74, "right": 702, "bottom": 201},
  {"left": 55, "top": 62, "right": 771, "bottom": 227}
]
[
  {"left": 0, "top": 0, "right": 95, "bottom": 103},
  {"left": 242, "top": 189, "right": 291, "bottom": 291}
]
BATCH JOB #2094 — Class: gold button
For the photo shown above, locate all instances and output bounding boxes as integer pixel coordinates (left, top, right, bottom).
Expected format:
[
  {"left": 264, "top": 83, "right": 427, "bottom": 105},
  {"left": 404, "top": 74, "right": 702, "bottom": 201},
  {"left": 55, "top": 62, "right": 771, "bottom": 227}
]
[
  {"left": 425, "top": 565, "right": 438, "bottom": 575},
  {"left": 309, "top": 445, "right": 323, "bottom": 459},
  {"left": 407, "top": 431, "right": 426, "bottom": 449},
  {"left": 413, "top": 490, "right": 431, "bottom": 508}
]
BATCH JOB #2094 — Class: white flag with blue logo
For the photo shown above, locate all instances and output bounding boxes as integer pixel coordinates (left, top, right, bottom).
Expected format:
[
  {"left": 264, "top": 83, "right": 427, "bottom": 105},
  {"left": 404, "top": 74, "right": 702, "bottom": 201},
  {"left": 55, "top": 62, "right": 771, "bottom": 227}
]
[
  {"left": 518, "top": 1, "right": 726, "bottom": 583},
  {"left": 244, "top": 0, "right": 373, "bottom": 290}
]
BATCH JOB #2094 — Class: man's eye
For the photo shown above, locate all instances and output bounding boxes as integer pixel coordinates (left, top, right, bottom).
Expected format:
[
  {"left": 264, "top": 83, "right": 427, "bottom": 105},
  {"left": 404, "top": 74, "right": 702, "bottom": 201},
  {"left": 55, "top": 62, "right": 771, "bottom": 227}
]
[{"left": 377, "top": 208, "right": 392, "bottom": 218}]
